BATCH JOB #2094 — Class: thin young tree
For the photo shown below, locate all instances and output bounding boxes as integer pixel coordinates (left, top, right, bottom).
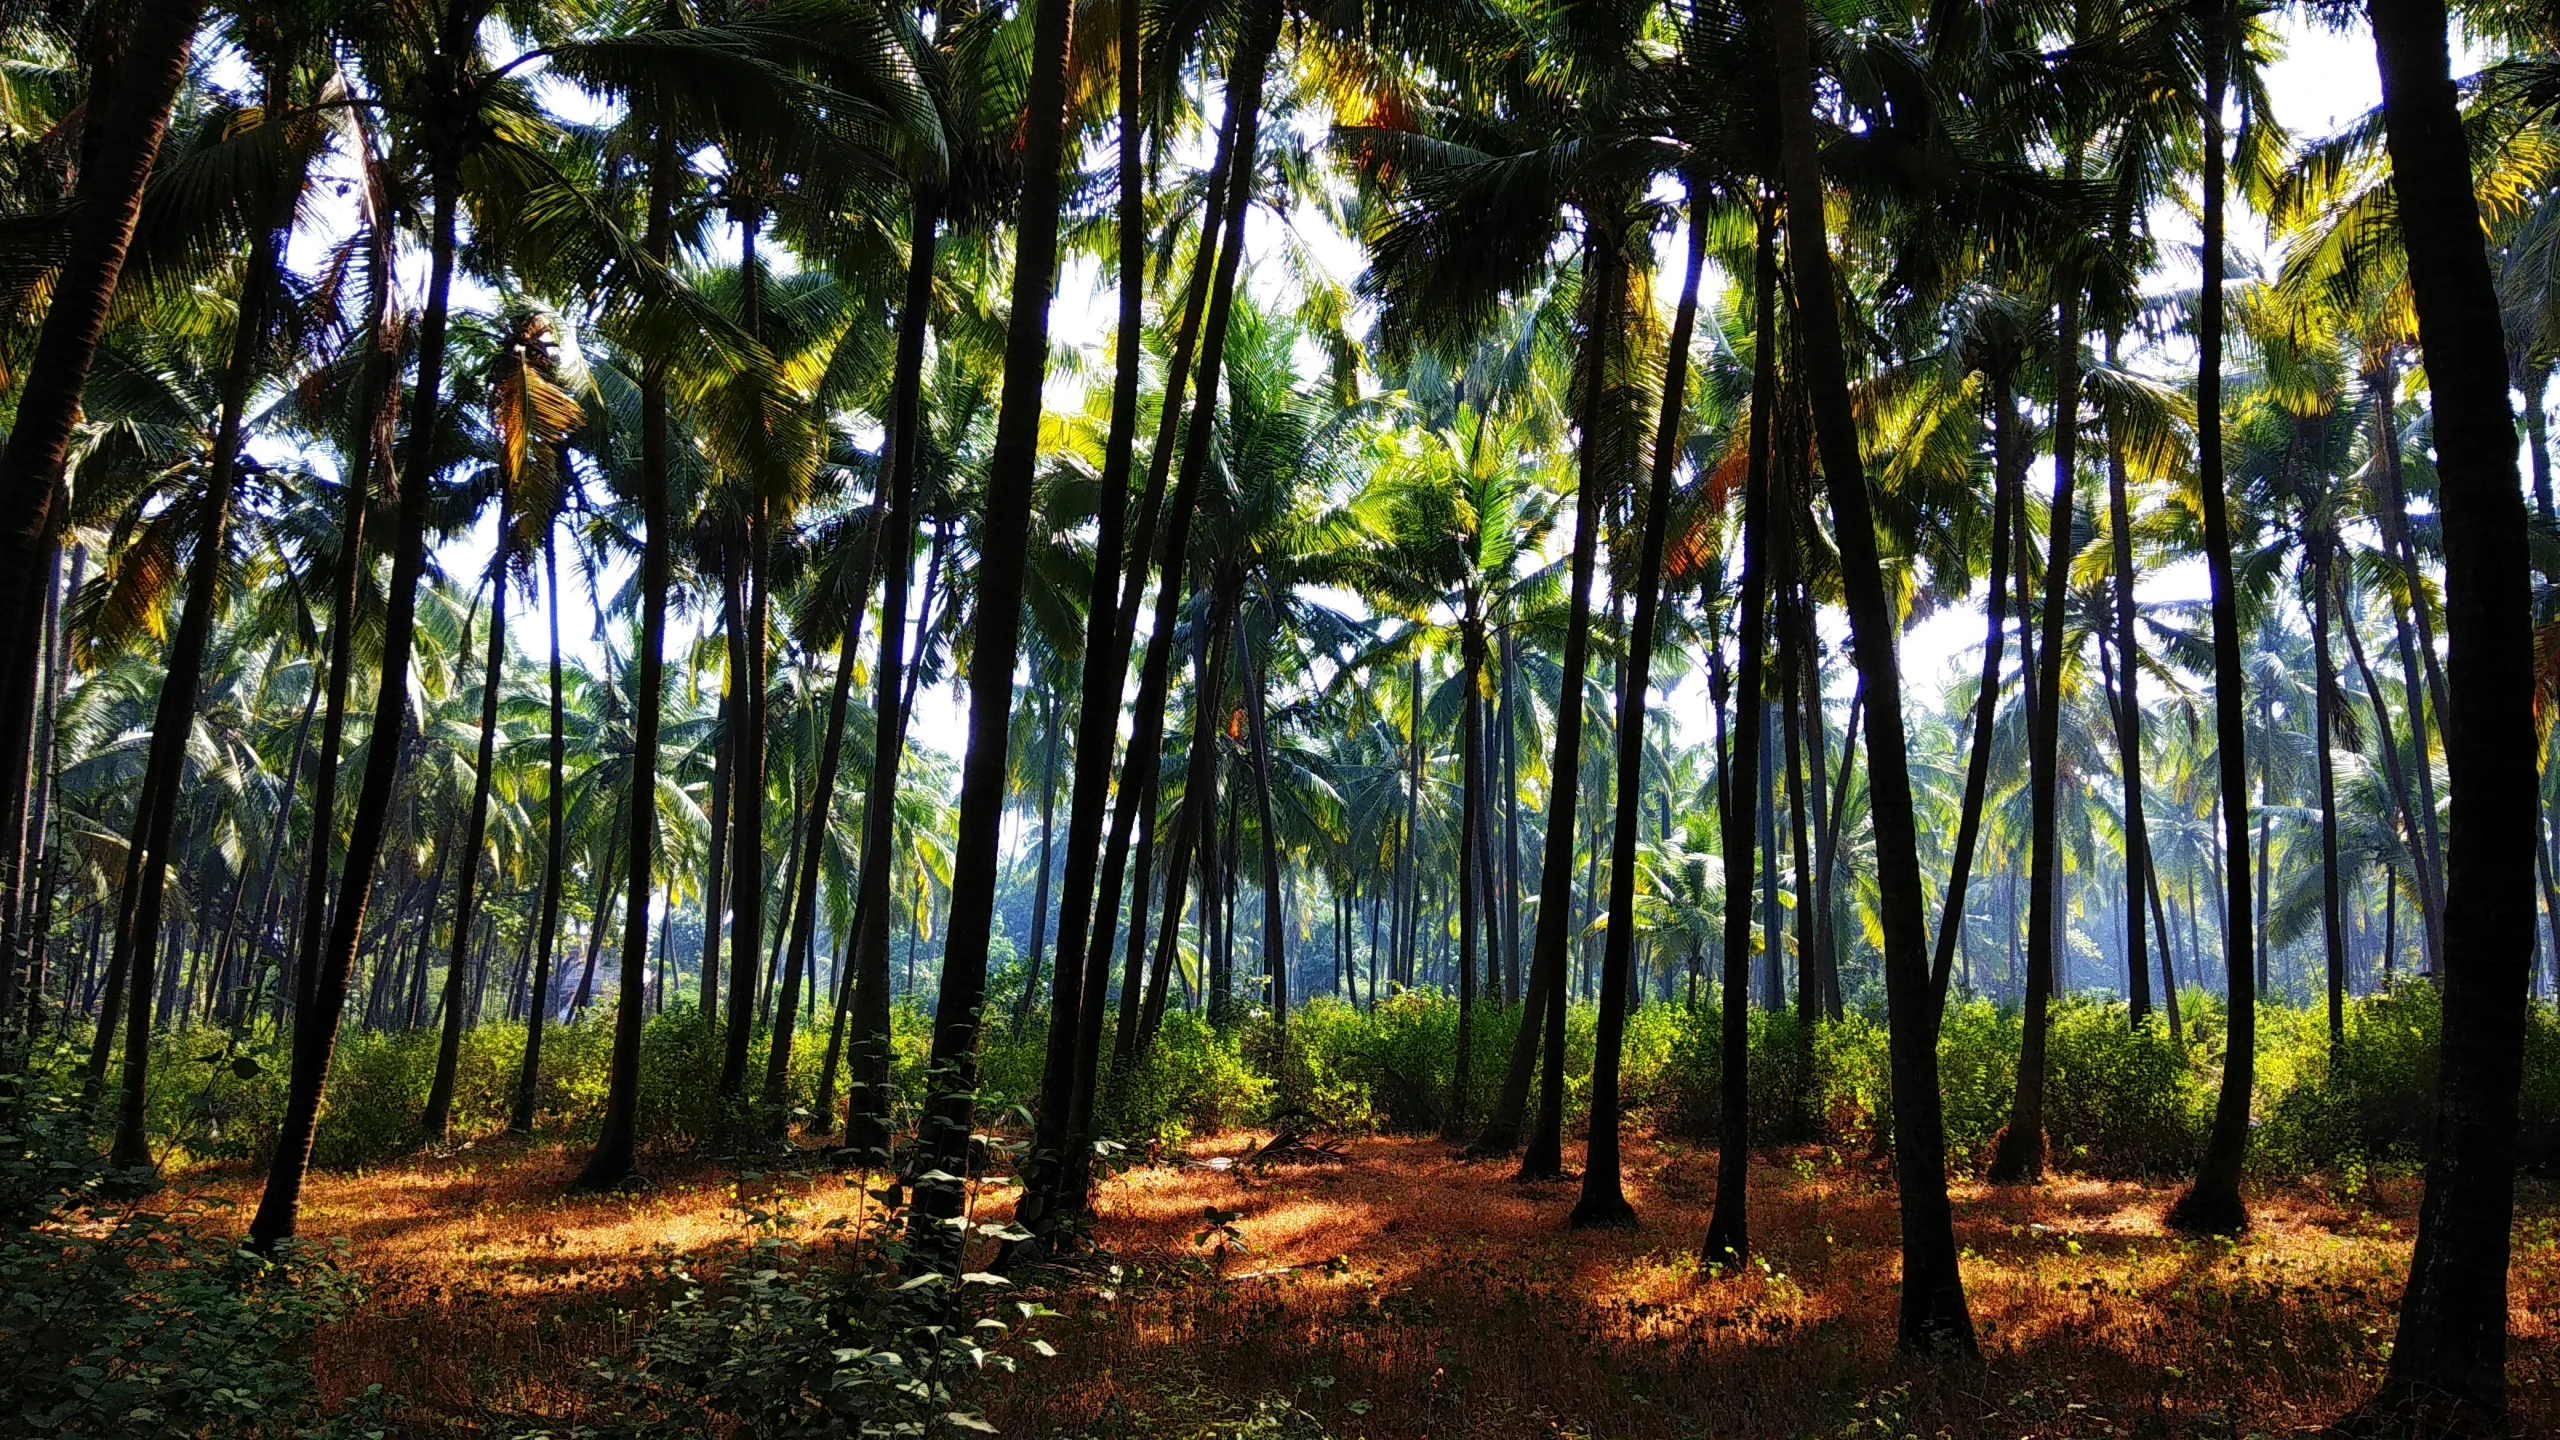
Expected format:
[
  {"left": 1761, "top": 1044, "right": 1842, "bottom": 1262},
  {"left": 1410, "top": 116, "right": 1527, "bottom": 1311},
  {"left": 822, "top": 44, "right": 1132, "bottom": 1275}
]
[{"left": 1575, "top": 194, "right": 1707, "bottom": 1229}]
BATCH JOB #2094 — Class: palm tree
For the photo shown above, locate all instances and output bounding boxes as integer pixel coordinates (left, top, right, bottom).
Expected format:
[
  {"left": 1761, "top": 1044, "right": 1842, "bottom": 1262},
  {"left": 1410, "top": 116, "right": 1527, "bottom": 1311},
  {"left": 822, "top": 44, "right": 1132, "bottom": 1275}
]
[
  {"left": 1016, "top": 0, "right": 1146, "bottom": 1240},
  {"left": 249, "top": 0, "right": 487, "bottom": 1244},
  {"left": 1769, "top": 0, "right": 1973, "bottom": 1354},
  {"left": 1575, "top": 191, "right": 1708, "bottom": 1229},
  {"left": 0, "top": 0, "right": 211, "bottom": 815},
  {"left": 426, "top": 310, "right": 578, "bottom": 1142},
  {"left": 1702, "top": 206, "right": 1774, "bottom": 1266},
  {"left": 906, "top": 0, "right": 1078, "bottom": 1254},
  {"left": 2168, "top": 0, "right": 2258, "bottom": 1239},
  {"left": 511, "top": 520, "right": 573, "bottom": 1131},
  {"left": 2342, "top": 0, "right": 2543, "bottom": 1425}
]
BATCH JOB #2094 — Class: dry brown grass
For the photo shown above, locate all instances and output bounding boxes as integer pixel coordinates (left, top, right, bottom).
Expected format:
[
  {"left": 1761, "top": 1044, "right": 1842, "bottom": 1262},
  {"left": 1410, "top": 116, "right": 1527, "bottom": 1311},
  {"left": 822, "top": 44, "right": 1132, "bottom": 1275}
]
[{"left": 171, "top": 1131, "right": 2560, "bottom": 1438}]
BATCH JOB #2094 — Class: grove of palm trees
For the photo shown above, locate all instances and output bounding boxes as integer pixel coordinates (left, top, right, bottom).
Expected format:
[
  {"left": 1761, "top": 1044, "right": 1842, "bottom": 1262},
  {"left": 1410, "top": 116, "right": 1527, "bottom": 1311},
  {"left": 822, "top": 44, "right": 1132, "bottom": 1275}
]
[{"left": 5, "top": 0, "right": 2560, "bottom": 1434}]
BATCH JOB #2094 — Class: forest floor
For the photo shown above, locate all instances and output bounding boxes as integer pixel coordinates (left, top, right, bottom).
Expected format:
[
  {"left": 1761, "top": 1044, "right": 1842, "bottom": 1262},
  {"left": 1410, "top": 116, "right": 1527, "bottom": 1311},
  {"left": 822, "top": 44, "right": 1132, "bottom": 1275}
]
[{"left": 176, "top": 1131, "right": 2560, "bottom": 1439}]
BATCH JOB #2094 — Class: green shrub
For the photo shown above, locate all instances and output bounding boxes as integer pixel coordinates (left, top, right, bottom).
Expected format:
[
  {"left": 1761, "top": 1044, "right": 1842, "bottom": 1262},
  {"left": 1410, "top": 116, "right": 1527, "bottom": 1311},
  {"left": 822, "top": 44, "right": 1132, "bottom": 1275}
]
[
  {"left": 599, "top": 1185, "right": 1047, "bottom": 1437},
  {"left": 2256, "top": 984, "right": 2446, "bottom": 1177},
  {"left": 1104, "top": 1011, "right": 1270, "bottom": 1148},
  {"left": 2043, "top": 999, "right": 2205, "bottom": 1176},
  {"left": 0, "top": 1068, "right": 358, "bottom": 1438}
]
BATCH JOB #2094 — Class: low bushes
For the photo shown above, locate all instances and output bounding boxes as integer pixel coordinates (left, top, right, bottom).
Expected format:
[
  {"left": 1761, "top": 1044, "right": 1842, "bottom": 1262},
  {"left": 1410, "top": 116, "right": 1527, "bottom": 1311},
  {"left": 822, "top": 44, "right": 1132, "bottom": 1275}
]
[
  {"left": 119, "top": 980, "right": 2560, "bottom": 1183},
  {"left": 0, "top": 1063, "right": 358, "bottom": 1438}
]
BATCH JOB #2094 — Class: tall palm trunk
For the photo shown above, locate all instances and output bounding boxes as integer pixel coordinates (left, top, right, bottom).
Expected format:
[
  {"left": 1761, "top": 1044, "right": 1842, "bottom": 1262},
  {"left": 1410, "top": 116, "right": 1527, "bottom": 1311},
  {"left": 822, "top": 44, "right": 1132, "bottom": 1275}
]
[
  {"left": 1394, "top": 659, "right": 1422, "bottom": 995},
  {"left": 423, "top": 523, "right": 509, "bottom": 1140},
  {"left": 1149, "top": 596, "right": 1235, "bottom": 1048},
  {"left": 293, "top": 182, "right": 399, "bottom": 1020},
  {"left": 700, "top": 692, "right": 733, "bottom": 1025},
  {"left": 249, "top": 147, "right": 460, "bottom": 1246},
  {"left": 2311, "top": 538, "right": 2347, "bottom": 1048},
  {"left": 2104, "top": 327, "right": 2154, "bottom": 1027},
  {"left": 1929, "top": 371, "right": 2017, "bottom": 1010},
  {"left": 2169, "top": 16, "right": 2257, "bottom": 1237},
  {"left": 1014, "top": 691, "right": 1061, "bottom": 1033},
  {"left": 1991, "top": 276, "right": 2082, "bottom": 1187},
  {"left": 1501, "top": 629, "right": 1522, "bottom": 1003},
  {"left": 1771, "top": 0, "right": 1974, "bottom": 1352},
  {"left": 1020, "top": 0, "right": 1159, "bottom": 1238},
  {"left": 1703, "top": 208, "right": 1776, "bottom": 1265},
  {"left": 2350, "top": 0, "right": 2539, "bottom": 1422},
  {"left": 1239, "top": 613, "right": 1285, "bottom": 1035},
  {"left": 1506, "top": 213, "right": 1621, "bottom": 1181},
  {"left": 841, "top": 189, "right": 941, "bottom": 1158},
  {"left": 719, "top": 208, "right": 774, "bottom": 1096},
  {"left": 907, "top": 0, "right": 1077, "bottom": 1254},
  {"left": 576, "top": 128, "right": 680, "bottom": 1190},
  {"left": 1447, "top": 599, "right": 1486, "bottom": 1138},
  {"left": 510, "top": 526, "right": 570, "bottom": 1131},
  {"left": 1575, "top": 201, "right": 1705, "bottom": 1230},
  {"left": 1109, "top": 773, "right": 1161, "bottom": 1055},
  {"left": 107, "top": 180, "right": 294, "bottom": 1166},
  {"left": 1075, "top": 20, "right": 1269, "bottom": 1134},
  {"left": 0, "top": 0, "right": 208, "bottom": 824},
  {"left": 2369, "top": 360, "right": 2448, "bottom": 969},
  {"left": 4, "top": 547, "right": 76, "bottom": 1037},
  {"left": 761, "top": 511, "right": 884, "bottom": 1119},
  {"left": 1780, "top": 585, "right": 1814, "bottom": 1016},
  {"left": 2341, "top": 573, "right": 2435, "bottom": 990}
]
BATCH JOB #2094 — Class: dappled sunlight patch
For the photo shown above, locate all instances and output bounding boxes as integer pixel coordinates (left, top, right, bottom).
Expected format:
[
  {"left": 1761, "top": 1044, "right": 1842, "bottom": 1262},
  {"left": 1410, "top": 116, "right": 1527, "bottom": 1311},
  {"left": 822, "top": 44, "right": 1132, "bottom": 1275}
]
[{"left": 154, "top": 1128, "right": 2560, "bottom": 1437}]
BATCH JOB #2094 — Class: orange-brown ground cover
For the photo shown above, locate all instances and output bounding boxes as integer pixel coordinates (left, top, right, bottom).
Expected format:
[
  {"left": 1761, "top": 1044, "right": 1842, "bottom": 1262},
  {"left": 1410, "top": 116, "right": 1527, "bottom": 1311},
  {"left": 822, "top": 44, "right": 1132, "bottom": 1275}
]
[{"left": 178, "top": 1132, "right": 2560, "bottom": 1438}]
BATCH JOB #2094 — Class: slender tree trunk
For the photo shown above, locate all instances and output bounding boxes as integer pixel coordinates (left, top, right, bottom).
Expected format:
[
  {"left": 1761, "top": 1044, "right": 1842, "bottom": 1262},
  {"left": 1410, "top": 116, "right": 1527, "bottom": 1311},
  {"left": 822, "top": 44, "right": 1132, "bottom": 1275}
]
[
  {"left": 0, "top": 0, "right": 208, "bottom": 826},
  {"left": 1015, "top": 691, "right": 1062, "bottom": 1033},
  {"left": 1502, "top": 630, "right": 1522, "bottom": 1004},
  {"left": 717, "top": 199, "right": 775, "bottom": 1094},
  {"left": 577, "top": 128, "right": 678, "bottom": 1189},
  {"left": 1395, "top": 657, "right": 1423, "bottom": 998},
  {"left": 248, "top": 144, "right": 459, "bottom": 1246},
  {"left": 1152, "top": 603, "right": 1233, "bottom": 1046},
  {"left": 1991, "top": 272, "right": 2083, "bottom": 1187},
  {"left": 510, "top": 524, "right": 570, "bottom": 1132},
  {"left": 2313, "top": 542, "right": 2348, "bottom": 1049},
  {"left": 701, "top": 691, "right": 732, "bottom": 1026},
  {"left": 1576, "top": 201, "right": 1704, "bottom": 1229},
  {"left": 424, "top": 527, "right": 510, "bottom": 1141},
  {"left": 842, "top": 187, "right": 943, "bottom": 1159},
  {"left": 2346, "top": 0, "right": 2539, "bottom": 1423},
  {"left": 1240, "top": 614, "right": 1287, "bottom": 1048},
  {"left": 2104, "top": 327, "right": 2155, "bottom": 1027},
  {"left": 812, "top": 922, "right": 860, "bottom": 1132},
  {"left": 1771, "top": 0, "right": 1974, "bottom": 1350},
  {"left": 761, "top": 510, "right": 885, "bottom": 1119},
  {"left": 2145, "top": 833, "right": 2182, "bottom": 1043},
  {"left": 1517, "top": 216, "right": 1622, "bottom": 1182},
  {"left": 570, "top": 824, "right": 622, "bottom": 1019},
  {"left": 1931, "top": 379, "right": 2016, "bottom": 1011},
  {"left": 1070, "top": 17, "right": 1274, "bottom": 1202},
  {"left": 1781, "top": 589, "right": 1815, "bottom": 1019},
  {"left": 907, "top": 0, "right": 1078, "bottom": 1256},
  {"left": 107, "top": 184, "right": 294, "bottom": 1166},
  {"left": 2169, "top": 23, "right": 2258, "bottom": 1237},
  {"left": 1704, "top": 209, "right": 1776, "bottom": 1264},
  {"left": 1015, "top": 0, "right": 1164, "bottom": 1245},
  {"left": 759, "top": 776, "right": 801, "bottom": 1027},
  {"left": 2369, "top": 361, "right": 2449, "bottom": 971}
]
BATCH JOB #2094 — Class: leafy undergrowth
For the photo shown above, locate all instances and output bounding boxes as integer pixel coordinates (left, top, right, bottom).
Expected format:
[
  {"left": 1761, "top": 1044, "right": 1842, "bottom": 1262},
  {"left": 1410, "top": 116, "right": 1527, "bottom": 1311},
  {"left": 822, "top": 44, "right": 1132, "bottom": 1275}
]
[{"left": 170, "top": 1132, "right": 2559, "bottom": 1438}]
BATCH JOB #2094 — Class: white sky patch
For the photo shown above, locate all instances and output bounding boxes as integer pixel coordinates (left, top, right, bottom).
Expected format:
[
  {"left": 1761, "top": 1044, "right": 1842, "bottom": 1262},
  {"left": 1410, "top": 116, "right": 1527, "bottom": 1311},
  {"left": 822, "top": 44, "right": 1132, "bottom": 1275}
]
[{"left": 388, "top": 10, "right": 2405, "bottom": 810}]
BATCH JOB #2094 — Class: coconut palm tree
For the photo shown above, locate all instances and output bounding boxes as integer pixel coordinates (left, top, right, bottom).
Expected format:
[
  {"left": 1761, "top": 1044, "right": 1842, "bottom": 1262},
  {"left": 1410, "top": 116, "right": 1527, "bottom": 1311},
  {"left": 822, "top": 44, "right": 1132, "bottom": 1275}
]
[{"left": 2341, "top": 0, "right": 2544, "bottom": 1424}]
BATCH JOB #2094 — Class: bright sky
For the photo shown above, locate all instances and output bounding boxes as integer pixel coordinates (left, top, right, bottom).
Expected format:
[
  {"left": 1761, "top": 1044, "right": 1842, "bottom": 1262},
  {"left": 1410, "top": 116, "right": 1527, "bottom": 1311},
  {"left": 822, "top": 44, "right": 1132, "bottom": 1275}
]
[{"left": 386, "top": 9, "right": 2399, "bottom": 800}]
